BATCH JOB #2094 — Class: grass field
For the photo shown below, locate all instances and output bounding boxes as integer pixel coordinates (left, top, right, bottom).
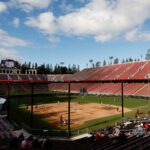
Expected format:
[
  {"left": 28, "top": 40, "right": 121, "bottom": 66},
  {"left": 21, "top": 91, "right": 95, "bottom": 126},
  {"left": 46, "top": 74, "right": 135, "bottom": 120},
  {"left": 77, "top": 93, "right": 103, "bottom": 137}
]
[{"left": 9, "top": 94, "right": 150, "bottom": 136}]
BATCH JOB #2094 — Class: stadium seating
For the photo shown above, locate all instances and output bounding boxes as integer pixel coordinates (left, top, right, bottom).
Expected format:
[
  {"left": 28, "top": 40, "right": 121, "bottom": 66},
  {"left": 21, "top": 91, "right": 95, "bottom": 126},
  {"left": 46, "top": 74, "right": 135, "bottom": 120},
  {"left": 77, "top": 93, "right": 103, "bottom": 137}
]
[
  {"left": 47, "top": 61, "right": 150, "bottom": 97},
  {"left": 1, "top": 61, "right": 150, "bottom": 96},
  {"left": 0, "top": 74, "right": 48, "bottom": 94}
]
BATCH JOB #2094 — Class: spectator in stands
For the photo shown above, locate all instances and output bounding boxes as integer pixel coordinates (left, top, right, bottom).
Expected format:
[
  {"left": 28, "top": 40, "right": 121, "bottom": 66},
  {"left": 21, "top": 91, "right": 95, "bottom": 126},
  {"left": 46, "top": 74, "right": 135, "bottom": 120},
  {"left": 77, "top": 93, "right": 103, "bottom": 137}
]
[
  {"left": 144, "top": 121, "right": 149, "bottom": 135},
  {"left": 95, "top": 131, "right": 101, "bottom": 141},
  {"left": 18, "top": 132, "right": 24, "bottom": 146},
  {"left": 91, "top": 132, "right": 95, "bottom": 141},
  {"left": 119, "top": 131, "right": 127, "bottom": 143},
  {"left": 32, "top": 138, "right": 41, "bottom": 149},
  {"left": 20, "top": 135, "right": 33, "bottom": 150},
  {"left": 9, "top": 137, "right": 19, "bottom": 149},
  {"left": 133, "top": 124, "right": 144, "bottom": 137},
  {"left": 42, "top": 138, "right": 52, "bottom": 149},
  {"left": 113, "top": 127, "right": 120, "bottom": 137}
]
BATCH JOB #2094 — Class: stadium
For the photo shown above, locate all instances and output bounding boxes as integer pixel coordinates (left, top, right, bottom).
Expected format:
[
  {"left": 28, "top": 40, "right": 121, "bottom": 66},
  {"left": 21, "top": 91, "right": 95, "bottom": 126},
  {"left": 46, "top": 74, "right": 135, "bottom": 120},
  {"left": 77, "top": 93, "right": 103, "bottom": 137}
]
[
  {"left": 2, "top": 0, "right": 150, "bottom": 149},
  {"left": 1, "top": 60, "right": 150, "bottom": 149}
]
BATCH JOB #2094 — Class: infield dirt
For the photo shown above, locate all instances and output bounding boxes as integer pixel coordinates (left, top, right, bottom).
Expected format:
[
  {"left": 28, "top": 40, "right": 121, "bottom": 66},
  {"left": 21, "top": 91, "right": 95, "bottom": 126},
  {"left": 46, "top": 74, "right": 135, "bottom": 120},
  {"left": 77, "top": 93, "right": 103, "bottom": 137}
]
[{"left": 27, "top": 102, "right": 131, "bottom": 128}]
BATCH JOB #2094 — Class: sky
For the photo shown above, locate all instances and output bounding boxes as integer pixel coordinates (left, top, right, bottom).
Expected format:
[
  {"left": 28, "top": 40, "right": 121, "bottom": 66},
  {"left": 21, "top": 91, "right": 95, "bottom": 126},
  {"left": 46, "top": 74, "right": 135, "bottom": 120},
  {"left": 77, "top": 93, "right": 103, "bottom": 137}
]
[{"left": 0, "top": 0, "right": 150, "bottom": 69}]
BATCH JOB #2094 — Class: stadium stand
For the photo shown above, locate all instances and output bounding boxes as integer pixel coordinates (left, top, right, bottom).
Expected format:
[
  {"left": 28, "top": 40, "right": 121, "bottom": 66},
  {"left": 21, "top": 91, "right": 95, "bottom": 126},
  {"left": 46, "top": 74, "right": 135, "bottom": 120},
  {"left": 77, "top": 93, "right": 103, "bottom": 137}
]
[
  {"left": 74, "top": 117, "right": 150, "bottom": 150},
  {"left": 1, "top": 61, "right": 150, "bottom": 96},
  {"left": 47, "top": 61, "right": 150, "bottom": 97},
  {"left": 0, "top": 74, "right": 48, "bottom": 95}
]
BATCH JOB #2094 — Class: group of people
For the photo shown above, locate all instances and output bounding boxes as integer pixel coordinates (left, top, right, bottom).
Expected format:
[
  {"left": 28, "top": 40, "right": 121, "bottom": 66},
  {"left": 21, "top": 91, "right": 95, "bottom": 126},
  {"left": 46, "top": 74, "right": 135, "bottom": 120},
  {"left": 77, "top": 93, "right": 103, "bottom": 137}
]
[
  {"left": 90, "top": 117, "right": 150, "bottom": 144},
  {"left": 9, "top": 132, "right": 52, "bottom": 150},
  {"left": 91, "top": 127, "right": 127, "bottom": 144}
]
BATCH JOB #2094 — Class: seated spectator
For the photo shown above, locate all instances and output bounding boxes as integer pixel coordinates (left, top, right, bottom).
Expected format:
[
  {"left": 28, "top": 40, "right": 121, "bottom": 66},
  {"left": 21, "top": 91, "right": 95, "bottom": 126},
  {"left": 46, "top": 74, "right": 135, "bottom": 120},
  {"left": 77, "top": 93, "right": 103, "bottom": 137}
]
[
  {"left": 18, "top": 132, "right": 24, "bottom": 146},
  {"left": 95, "top": 131, "right": 101, "bottom": 141},
  {"left": 144, "top": 121, "right": 149, "bottom": 129},
  {"left": 9, "top": 137, "right": 19, "bottom": 149},
  {"left": 119, "top": 131, "right": 127, "bottom": 143},
  {"left": 91, "top": 132, "right": 95, "bottom": 141},
  {"left": 42, "top": 138, "right": 52, "bottom": 149},
  {"left": 20, "top": 136, "right": 33, "bottom": 150},
  {"left": 144, "top": 121, "right": 149, "bottom": 135},
  {"left": 32, "top": 138, "right": 41, "bottom": 149},
  {"left": 113, "top": 127, "right": 120, "bottom": 137},
  {"left": 133, "top": 125, "right": 144, "bottom": 137}
]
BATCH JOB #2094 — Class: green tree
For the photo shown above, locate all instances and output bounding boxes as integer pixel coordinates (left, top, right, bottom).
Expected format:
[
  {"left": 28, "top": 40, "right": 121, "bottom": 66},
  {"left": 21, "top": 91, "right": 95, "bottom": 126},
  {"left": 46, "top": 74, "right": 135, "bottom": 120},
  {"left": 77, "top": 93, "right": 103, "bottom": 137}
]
[
  {"left": 145, "top": 49, "right": 150, "bottom": 60},
  {"left": 109, "top": 56, "right": 113, "bottom": 64},
  {"left": 89, "top": 59, "right": 93, "bottom": 68},
  {"left": 103, "top": 60, "right": 106, "bottom": 66},
  {"left": 113, "top": 58, "right": 119, "bottom": 64},
  {"left": 95, "top": 61, "right": 101, "bottom": 67}
]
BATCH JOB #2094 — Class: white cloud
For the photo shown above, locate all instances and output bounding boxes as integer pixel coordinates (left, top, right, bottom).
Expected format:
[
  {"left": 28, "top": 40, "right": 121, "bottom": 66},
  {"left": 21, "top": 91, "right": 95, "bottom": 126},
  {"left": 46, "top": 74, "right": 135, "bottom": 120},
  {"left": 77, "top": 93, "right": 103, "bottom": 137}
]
[
  {"left": 95, "top": 34, "right": 114, "bottom": 42},
  {"left": 25, "top": 12, "right": 57, "bottom": 34},
  {"left": 25, "top": 0, "right": 150, "bottom": 42},
  {"left": 75, "top": 0, "right": 86, "bottom": 3},
  {"left": 48, "top": 36, "right": 60, "bottom": 43},
  {"left": 59, "top": 1, "right": 74, "bottom": 13},
  {"left": 125, "top": 29, "right": 150, "bottom": 42},
  {"left": 0, "top": 48, "right": 21, "bottom": 61},
  {"left": 0, "top": 29, "right": 29, "bottom": 47},
  {"left": 12, "top": 17, "right": 20, "bottom": 27},
  {"left": 9, "top": 0, "right": 52, "bottom": 12},
  {"left": 0, "top": 2, "right": 7, "bottom": 13}
]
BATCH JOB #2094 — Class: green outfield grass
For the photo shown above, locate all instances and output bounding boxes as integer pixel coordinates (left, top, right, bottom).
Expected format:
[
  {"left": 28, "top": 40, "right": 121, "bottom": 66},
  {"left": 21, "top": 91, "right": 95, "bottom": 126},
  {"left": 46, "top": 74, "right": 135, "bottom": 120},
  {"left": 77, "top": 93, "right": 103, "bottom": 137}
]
[{"left": 9, "top": 94, "right": 150, "bottom": 137}]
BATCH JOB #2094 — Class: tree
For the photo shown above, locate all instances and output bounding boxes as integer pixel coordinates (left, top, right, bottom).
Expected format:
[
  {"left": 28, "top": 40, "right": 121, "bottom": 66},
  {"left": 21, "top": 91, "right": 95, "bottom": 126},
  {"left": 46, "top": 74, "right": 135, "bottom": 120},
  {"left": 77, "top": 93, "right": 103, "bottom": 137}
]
[
  {"left": 89, "top": 59, "right": 93, "bottom": 68},
  {"left": 49, "top": 64, "right": 53, "bottom": 73},
  {"left": 103, "top": 60, "right": 106, "bottom": 66},
  {"left": 129, "top": 57, "right": 133, "bottom": 62},
  {"left": 125, "top": 58, "right": 129, "bottom": 62},
  {"left": 72, "top": 64, "right": 77, "bottom": 73},
  {"left": 28, "top": 61, "right": 31, "bottom": 69},
  {"left": 96, "top": 61, "right": 101, "bottom": 67},
  {"left": 46, "top": 64, "right": 50, "bottom": 74},
  {"left": 113, "top": 58, "right": 119, "bottom": 64},
  {"left": 21, "top": 62, "right": 28, "bottom": 74},
  {"left": 35, "top": 63, "right": 38, "bottom": 69},
  {"left": 77, "top": 65, "right": 80, "bottom": 72},
  {"left": 145, "top": 49, "right": 150, "bottom": 60},
  {"left": 109, "top": 56, "right": 113, "bottom": 64},
  {"left": 32, "top": 63, "right": 34, "bottom": 69},
  {"left": 37, "top": 64, "right": 46, "bottom": 74},
  {"left": 68, "top": 64, "right": 71, "bottom": 73},
  {"left": 60, "top": 62, "right": 64, "bottom": 66},
  {"left": 122, "top": 59, "right": 125, "bottom": 63}
]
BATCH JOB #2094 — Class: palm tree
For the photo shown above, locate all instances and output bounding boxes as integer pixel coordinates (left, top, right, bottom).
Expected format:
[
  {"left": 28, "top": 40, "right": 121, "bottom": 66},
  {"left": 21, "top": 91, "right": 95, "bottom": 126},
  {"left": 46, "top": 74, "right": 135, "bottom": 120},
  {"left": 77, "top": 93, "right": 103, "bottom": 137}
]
[
  {"left": 96, "top": 61, "right": 101, "bottom": 67},
  {"left": 60, "top": 62, "right": 64, "bottom": 66},
  {"left": 89, "top": 59, "right": 93, "bottom": 68},
  {"left": 109, "top": 56, "right": 113, "bottom": 64}
]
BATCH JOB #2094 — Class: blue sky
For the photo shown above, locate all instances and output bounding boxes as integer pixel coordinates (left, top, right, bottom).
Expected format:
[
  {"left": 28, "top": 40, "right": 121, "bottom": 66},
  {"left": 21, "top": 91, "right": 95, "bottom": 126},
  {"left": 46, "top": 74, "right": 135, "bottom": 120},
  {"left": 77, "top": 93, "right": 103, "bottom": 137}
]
[{"left": 0, "top": 0, "right": 150, "bottom": 69}]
